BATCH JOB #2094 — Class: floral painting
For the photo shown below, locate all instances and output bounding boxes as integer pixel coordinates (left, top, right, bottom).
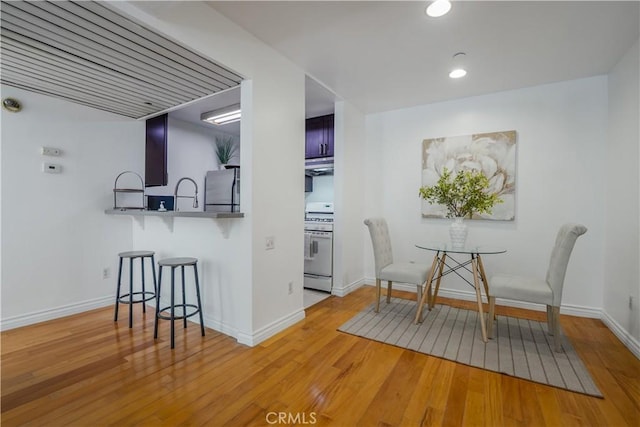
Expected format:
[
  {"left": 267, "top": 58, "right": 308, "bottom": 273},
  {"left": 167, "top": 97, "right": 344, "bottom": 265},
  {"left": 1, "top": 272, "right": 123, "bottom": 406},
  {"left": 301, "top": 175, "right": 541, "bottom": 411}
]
[{"left": 421, "top": 130, "right": 516, "bottom": 220}]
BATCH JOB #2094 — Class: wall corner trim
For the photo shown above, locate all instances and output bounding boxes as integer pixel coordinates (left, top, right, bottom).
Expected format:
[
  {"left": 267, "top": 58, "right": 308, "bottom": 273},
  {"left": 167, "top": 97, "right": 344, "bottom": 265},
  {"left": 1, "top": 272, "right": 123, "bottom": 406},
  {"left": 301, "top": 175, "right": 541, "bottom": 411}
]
[
  {"left": 600, "top": 310, "right": 640, "bottom": 360},
  {"left": 236, "top": 308, "right": 306, "bottom": 347},
  {"left": 332, "top": 278, "right": 367, "bottom": 297}
]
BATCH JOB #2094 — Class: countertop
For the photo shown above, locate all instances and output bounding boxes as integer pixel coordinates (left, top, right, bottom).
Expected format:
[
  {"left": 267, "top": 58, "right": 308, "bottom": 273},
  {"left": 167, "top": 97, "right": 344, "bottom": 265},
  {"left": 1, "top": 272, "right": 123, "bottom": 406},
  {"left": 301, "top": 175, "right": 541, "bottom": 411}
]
[{"left": 104, "top": 209, "right": 244, "bottom": 219}]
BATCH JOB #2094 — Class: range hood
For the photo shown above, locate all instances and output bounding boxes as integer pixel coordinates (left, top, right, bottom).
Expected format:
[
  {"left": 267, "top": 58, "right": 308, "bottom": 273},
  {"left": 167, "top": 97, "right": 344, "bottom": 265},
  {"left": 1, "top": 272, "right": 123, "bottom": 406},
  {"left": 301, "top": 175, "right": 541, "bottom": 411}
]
[{"left": 305, "top": 158, "right": 334, "bottom": 176}]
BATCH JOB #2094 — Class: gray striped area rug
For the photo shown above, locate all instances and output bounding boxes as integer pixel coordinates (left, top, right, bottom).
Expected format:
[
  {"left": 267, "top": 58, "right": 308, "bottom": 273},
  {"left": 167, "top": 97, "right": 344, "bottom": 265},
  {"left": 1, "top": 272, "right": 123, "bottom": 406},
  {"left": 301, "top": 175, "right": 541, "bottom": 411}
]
[{"left": 338, "top": 297, "right": 602, "bottom": 397}]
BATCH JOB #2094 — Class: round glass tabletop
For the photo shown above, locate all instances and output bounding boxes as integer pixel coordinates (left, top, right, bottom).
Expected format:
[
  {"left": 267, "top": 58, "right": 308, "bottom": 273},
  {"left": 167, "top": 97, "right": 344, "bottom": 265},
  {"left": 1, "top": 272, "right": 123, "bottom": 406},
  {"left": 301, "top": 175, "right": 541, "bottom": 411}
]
[{"left": 415, "top": 242, "right": 507, "bottom": 255}]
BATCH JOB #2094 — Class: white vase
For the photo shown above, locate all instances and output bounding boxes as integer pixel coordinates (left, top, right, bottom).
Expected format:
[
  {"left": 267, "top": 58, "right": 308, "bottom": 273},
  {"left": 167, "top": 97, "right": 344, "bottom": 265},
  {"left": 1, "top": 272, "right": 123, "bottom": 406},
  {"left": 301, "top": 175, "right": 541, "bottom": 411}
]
[{"left": 449, "top": 217, "right": 468, "bottom": 249}]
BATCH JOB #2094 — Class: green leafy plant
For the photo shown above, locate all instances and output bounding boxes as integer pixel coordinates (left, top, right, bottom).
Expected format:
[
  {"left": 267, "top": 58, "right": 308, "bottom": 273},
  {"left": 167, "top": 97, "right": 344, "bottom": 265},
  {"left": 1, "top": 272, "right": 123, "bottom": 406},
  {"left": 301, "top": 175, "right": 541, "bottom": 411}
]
[
  {"left": 214, "top": 135, "right": 238, "bottom": 165},
  {"left": 419, "top": 168, "right": 503, "bottom": 219}
]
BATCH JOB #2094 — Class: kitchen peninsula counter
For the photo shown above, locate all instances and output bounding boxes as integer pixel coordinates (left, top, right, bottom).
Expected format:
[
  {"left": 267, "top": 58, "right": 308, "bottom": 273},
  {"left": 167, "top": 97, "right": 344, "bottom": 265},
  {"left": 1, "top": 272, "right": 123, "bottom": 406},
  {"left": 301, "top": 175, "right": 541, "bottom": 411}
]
[
  {"left": 105, "top": 206, "right": 248, "bottom": 344},
  {"left": 105, "top": 209, "right": 244, "bottom": 219}
]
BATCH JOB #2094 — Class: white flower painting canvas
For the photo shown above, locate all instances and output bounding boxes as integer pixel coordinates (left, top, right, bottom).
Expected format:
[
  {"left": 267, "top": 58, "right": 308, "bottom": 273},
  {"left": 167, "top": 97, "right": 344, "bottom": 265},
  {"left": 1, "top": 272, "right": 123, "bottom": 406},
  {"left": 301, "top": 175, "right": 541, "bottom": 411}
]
[{"left": 422, "top": 130, "right": 516, "bottom": 220}]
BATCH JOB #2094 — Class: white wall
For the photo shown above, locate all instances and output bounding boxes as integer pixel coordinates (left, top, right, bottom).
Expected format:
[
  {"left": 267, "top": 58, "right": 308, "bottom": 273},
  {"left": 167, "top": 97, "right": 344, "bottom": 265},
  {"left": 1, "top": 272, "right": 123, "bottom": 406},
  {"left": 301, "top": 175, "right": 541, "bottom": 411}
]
[
  {"left": 364, "top": 77, "right": 608, "bottom": 316},
  {"left": 333, "top": 100, "right": 366, "bottom": 296},
  {"left": 1, "top": 85, "right": 143, "bottom": 328},
  {"left": 305, "top": 175, "right": 334, "bottom": 203},
  {"left": 605, "top": 39, "right": 640, "bottom": 350},
  {"left": 115, "top": 1, "right": 306, "bottom": 344}
]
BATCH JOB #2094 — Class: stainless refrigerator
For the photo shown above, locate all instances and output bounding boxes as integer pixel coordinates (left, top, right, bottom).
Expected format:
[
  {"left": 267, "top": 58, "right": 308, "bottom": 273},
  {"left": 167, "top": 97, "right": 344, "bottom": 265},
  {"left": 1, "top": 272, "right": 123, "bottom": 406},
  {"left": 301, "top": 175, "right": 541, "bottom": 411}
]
[{"left": 204, "top": 168, "right": 240, "bottom": 212}]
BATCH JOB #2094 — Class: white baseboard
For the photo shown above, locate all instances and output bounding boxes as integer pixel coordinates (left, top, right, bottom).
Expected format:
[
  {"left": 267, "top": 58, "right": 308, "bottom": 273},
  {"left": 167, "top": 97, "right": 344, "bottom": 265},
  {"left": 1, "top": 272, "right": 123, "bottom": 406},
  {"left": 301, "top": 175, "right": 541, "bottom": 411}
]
[
  {"left": 600, "top": 311, "right": 640, "bottom": 359},
  {"left": 235, "top": 308, "right": 306, "bottom": 347},
  {"left": 0, "top": 296, "right": 113, "bottom": 331},
  {"left": 331, "top": 278, "right": 366, "bottom": 297},
  {"left": 0, "top": 294, "right": 305, "bottom": 349},
  {"left": 202, "top": 314, "right": 240, "bottom": 342},
  {"left": 363, "top": 278, "right": 600, "bottom": 318}
]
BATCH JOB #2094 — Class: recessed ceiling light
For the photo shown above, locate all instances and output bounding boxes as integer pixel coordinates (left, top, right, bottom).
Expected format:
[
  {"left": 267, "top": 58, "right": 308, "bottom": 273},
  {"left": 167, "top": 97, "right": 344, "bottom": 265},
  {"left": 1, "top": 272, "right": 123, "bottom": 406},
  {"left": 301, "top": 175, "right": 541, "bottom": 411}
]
[
  {"left": 449, "top": 69, "right": 467, "bottom": 79},
  {"left": 426, "top": 0, "right": 452, "bottom": 18},
  {"left": 449, "top": 52, "right": 467, "bottom": 79}
]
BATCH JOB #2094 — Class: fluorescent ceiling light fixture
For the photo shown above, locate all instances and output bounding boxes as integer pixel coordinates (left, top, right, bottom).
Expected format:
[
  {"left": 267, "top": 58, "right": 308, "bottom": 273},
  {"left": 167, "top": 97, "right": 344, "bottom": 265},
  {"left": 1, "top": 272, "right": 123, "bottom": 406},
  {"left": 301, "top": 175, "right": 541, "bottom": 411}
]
[
  {"left": 201, "top": 103, "right": 241, "bottom": 125},
  {"left": 426, "top": 0, "right": 451, "bottom": 17},
  {"left": 449, "top": 52, "right": 467, "bottom": 79}
]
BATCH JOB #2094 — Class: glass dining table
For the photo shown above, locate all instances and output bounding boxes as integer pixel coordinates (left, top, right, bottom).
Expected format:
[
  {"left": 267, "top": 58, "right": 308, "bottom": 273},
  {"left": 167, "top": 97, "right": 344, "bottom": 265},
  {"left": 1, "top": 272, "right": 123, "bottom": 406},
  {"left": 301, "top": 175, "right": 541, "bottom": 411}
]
[{"left": 414, "top": 242, "right": 506, "bottom": 342}]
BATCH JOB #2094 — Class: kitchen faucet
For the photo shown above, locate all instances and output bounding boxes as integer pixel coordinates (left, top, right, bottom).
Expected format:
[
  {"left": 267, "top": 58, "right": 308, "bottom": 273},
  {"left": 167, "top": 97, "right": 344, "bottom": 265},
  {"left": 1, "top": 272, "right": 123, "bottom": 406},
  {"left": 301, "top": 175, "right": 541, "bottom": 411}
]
[{"left": 174, "top": 177, "right": 199, "bottom": 211}]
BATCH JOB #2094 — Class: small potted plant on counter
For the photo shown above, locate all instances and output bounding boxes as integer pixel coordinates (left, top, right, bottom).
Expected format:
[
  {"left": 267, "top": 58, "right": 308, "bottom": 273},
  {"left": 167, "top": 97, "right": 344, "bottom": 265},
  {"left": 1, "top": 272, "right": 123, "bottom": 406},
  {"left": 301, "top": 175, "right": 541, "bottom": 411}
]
[
  {"left": 215, "top": 135, "right": 238, "bottom": 169},
  {"left": 419, "top": 168, "right": 502, "bottom": 248}
]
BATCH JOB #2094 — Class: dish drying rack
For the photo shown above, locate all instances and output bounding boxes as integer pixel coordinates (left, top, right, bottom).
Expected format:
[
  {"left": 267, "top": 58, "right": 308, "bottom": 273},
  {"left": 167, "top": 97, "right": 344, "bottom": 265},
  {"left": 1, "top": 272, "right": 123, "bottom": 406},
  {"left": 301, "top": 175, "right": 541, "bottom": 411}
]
[{"left": 113, "top": 171, "right": 145, "bottom": 210}]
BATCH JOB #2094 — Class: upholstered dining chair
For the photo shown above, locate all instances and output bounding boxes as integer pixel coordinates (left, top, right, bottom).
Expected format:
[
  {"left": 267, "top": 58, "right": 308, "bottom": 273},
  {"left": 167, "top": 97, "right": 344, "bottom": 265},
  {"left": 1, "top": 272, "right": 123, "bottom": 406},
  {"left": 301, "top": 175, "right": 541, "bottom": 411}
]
[
  {"left": 364, "top": 218, "right": 432, "bottom": 312},
  {"left": 487, "top": 223, "right": 587, "bottom": 352}
]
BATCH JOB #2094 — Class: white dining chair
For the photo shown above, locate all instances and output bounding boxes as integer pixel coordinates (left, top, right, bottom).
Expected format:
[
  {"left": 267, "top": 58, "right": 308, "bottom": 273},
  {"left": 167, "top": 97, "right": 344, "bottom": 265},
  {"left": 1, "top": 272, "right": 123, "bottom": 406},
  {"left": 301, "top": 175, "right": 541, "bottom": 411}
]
[
  {"left": 487, "top": 223, "right": 587, "bottom": 352},
  {"left": 364, "top": 218, "right": 432, "bottom": 312}
]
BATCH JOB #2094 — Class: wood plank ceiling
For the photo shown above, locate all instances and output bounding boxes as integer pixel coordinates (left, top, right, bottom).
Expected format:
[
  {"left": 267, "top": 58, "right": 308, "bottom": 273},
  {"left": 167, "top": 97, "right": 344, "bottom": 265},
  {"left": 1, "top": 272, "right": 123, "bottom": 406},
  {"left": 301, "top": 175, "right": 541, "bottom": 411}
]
[{"left": 0, "top": 0, "right": 243, "bottom": 119}]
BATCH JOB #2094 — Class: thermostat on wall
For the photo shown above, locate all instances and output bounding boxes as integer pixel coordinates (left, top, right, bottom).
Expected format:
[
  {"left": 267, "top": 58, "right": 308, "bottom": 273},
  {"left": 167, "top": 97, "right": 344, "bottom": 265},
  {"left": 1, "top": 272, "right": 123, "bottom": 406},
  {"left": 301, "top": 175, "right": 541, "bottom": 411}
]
[
  {"left": 42, "top": 162, "right": 62, "bottom": 174},
  {"left": 41, "top": 146, "right": 62, "bottom": 156}
]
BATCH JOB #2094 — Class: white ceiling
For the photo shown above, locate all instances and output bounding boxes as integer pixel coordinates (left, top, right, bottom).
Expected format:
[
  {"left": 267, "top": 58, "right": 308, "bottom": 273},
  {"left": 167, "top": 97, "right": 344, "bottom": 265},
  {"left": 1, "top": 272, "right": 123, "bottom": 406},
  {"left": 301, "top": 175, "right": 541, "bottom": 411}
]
[
  {"left": 210, "top": 1, "right": 640, "bottom": 114},
  {"left": 167, "top": 74, "right": 338, "bottom": 136},
  {"left": 0, "top": 0, "right": 242, "bottom": 119},
  {"left": 169, "top": 86, "right": 242, "bottom": 135}
]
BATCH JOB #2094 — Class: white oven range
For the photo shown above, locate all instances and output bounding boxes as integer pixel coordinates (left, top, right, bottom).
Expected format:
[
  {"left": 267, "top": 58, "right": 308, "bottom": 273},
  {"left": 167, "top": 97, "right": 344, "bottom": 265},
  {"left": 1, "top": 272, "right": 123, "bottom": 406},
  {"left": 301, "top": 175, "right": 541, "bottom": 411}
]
[{"left": 304, "top": 202, "right": 333, "bottom": 293}]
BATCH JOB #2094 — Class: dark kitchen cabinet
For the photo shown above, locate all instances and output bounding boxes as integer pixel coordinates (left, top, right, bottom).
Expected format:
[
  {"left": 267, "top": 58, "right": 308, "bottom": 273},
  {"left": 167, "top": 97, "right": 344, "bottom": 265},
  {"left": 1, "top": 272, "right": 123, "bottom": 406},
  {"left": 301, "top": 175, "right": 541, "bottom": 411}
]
[
  {"left": 305, "top": 114, "right": 334, "bottom": 159},
  {"left": 145, "top": 113, "right": 168, "bottom": 187}
]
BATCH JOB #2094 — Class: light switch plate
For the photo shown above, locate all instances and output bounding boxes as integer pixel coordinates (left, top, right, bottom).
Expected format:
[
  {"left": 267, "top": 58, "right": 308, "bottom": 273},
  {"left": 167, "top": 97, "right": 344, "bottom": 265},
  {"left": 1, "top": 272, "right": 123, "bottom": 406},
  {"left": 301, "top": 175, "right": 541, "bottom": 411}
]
[{"left": 265, "top": 236, "right": 275, "bottom": 250}]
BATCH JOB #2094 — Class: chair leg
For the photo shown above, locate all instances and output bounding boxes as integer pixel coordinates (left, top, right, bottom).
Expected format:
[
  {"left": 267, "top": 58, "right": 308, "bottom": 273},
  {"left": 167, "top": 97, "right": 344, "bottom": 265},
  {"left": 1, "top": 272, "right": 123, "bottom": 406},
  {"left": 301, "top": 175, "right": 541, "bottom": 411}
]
[
  {"left": 487, "top": 296, "right": 496, "bottom": 339},
  {"left": 416, "top": 284, "right": 422, "bottom": 305},
  {"left": 375, "top": 279, "right": 381, "bottom": 313},
  {"left": 546, "top": 305, "right": 554, "bottom": 335},
  {"left": 386, "top": 281, "right": 392, "bottom": 303},
  {"left": 552, "top": 306, "right": 562, "bottom": 352}
]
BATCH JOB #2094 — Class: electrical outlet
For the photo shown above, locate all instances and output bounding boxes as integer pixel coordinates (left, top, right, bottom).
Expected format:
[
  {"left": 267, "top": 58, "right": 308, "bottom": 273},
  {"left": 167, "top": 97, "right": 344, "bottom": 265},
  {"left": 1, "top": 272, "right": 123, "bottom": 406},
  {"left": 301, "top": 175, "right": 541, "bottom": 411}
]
[
  {"left": 103, "top": 268, "right": 111, "bottom": 279},
  {"left": 42, "top": 162, "right": 62, "bottom": 174},
  {"left": 288, "top": 282, "right": 293, "bottom": 295},
  {"left": 265, "top": 236, "right": 275, "bottom": 250}
]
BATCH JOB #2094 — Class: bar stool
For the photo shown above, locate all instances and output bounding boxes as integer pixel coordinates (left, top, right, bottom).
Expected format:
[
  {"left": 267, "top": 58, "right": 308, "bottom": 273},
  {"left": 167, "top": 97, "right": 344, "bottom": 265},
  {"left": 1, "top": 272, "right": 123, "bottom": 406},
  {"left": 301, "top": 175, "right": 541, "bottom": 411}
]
[
  {"left": 114, "top": 250, "right": 157, "bottom": 328},
  {"left": 154, "top": 257, "right": 205, "bottom": 349}
]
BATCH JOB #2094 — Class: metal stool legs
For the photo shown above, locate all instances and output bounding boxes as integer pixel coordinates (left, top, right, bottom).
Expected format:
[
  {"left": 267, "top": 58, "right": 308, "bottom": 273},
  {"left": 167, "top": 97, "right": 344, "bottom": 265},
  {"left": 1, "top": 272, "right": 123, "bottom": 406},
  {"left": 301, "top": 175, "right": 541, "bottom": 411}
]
[
  {"left": 154, "top": 258, "right": 204, "bottom": 349},
  {"left": 114, "top": 251, "right": 157, "bottom": 328}
]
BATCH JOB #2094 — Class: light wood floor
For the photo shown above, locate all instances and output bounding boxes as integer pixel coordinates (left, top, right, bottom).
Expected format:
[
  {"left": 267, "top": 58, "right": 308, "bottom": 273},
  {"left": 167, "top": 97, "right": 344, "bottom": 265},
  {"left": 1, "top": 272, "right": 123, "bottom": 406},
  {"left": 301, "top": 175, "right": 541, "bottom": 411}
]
[{"left": 2, "top": 286, "right": 639, "bottom": 426}]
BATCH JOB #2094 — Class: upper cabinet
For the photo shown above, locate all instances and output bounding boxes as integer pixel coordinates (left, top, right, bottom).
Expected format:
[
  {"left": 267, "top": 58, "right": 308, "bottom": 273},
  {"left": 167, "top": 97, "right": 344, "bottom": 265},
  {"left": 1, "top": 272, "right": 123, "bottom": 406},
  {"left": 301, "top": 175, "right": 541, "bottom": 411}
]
[
  {"left": 145, "top": 113, "right": 168, "bottom": 187},
  {"left": 305, "top": 114, "right": 334, "bottom": 159}
]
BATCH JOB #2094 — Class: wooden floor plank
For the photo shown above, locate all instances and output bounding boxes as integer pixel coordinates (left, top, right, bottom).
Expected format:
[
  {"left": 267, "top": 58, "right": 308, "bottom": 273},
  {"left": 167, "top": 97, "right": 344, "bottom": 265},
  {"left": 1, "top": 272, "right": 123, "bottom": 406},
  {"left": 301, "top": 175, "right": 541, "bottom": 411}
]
[{"left": 1, "top": 286, "right": 639, "bottom": 426}]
